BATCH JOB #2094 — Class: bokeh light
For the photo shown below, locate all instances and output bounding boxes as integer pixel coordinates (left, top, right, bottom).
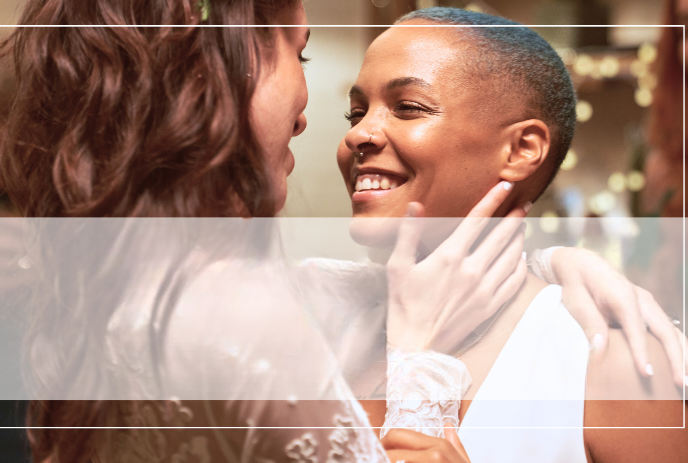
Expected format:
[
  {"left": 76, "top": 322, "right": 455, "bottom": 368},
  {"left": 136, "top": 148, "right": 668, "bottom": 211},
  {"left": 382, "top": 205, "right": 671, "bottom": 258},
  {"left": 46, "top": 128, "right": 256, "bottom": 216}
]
[
  {"left": 576, "top": 101, "right": 593, "bottom": 122},
  {"left": 626, "top": 171, "right": 646, "bottom": 192},
  {"left": 599, "top": 56, "right": 620, "bottom": 78},
  {"left": 588, "top": 191, "right": 617, "bottom": 215},
  {"left": 638, "top": 43, "right": 658, "bottom": 64},
  {"left": 634, "top": 88, "right": 653, "bottom": 107},
  {"left": 560, "top": 149, "right": 579, "bottom": 171},
  {"left": 539, "top": 212, "right": 560, "bottom": 234},
  {"left": 607, "top": 172, "right": 626, "bottom": 193},
  {"left": 573, "top": 54, "right": 594, "bottom": 76}
]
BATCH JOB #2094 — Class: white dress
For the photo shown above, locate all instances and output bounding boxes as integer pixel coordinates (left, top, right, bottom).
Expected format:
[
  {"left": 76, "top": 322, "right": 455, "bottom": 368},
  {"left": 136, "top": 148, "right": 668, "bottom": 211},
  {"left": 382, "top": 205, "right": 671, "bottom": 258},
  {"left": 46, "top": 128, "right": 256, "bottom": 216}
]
[
  {"left": 100, "top": 257, "right": 470, "bottom": 462},
  {"left": 458, "top": 285, "right": 590, "bottom": 463}
]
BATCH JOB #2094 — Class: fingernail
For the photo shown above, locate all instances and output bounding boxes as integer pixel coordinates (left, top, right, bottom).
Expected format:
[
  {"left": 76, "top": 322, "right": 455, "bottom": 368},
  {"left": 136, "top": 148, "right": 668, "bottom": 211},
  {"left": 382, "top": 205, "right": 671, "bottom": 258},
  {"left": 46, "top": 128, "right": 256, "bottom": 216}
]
[
  {"left": 503, "top": 181, "right": 514, "bottom": 191},
  {"left": 522, "top": 251, "right": 527, "bottom": 261},
  {"left": 405, "top": 203, "right": 418, "bottom": 218},
  {"left": 523, "top": 201, "right": 532, "bottom": 214},
  {"left": 589, "top": 333, "right": 604, "bottom": 353},
  {"left": 645, "top": 364, "right": 654, "bottom": 376}
]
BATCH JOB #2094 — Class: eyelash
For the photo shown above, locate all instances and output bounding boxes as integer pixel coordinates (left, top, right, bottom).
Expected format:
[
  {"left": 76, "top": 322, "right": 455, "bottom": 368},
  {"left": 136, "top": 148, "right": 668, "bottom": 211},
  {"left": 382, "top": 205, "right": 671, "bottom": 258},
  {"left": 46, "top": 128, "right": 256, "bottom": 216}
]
[
  {"left": 343, "top": 102, "right": 430, "bottom": 124},
  {"left": 299, "top": 54, "right": 311, "bottom": 68}
]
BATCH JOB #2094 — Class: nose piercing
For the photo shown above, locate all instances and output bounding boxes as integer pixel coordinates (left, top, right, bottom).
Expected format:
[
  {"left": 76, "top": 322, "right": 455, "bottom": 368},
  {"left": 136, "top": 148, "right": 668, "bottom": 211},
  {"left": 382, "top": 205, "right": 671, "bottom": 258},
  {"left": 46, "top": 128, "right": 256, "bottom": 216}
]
[
  {"left": 353, "top": 151, "right": 364, "bottom": 159},
  {"left": 368, "top": 133, "right": 373, "bottom": 144}
]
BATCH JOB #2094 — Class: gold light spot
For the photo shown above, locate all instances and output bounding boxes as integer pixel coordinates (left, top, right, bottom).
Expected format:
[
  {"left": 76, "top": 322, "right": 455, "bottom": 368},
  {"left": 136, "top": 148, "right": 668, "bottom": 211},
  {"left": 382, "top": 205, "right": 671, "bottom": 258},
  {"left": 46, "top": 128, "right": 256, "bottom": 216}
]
[
  {"left": 634, "top": 88, "right": 653, "bottom": 107},
  {"left": 560, "top": 149, "right": 578, "bottom": 171},
  {"left": 573, "top": 54, "right": 594, "bottom": 76},
  {"left": 464, "top": 2, "right": 483, "bottom": 12},
  {"left": 539, "top": 212, "right": 560, "bottom": 234},
  {"left": 626, "top": 171, "right": 646, "bottom": 191},
  {"left": 599, "top": 56, "right": 620, "bottom": 78},
  {"left": 608, "top": 172, "right": 626, "bottom": 193},
  {"left": 638, "top": 43, "right": 657, "bottom": 64},
  {"left": 638, "top": 72, "right": 657, "bottom": 90},
  {"left": 576, "top": 101, "right": 593, "bottom": 122},
  {"left": 588, "top": 191, "right": 616, "bottom": 215},
  {"left": 630, "top": 59, "right": 647, "bottom": 77}
]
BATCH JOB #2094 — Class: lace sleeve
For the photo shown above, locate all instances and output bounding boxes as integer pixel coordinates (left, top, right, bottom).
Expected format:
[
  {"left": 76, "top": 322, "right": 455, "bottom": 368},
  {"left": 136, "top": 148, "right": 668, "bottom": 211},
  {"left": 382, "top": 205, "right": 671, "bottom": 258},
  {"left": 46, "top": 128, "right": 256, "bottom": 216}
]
[{"left": 380, "top": 349, "right": 472, "bottom": 439}]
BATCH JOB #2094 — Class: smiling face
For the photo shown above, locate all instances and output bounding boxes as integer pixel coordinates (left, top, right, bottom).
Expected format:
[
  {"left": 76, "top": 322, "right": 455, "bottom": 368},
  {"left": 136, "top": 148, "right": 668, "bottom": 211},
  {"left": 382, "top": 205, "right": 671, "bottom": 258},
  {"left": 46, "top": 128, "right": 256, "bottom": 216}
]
[
  {"left": 337, "top": 22, "right": 524, "bottom": 220},
  {"left": 250, "top": 3, "right": 310, "bottom": 213}
]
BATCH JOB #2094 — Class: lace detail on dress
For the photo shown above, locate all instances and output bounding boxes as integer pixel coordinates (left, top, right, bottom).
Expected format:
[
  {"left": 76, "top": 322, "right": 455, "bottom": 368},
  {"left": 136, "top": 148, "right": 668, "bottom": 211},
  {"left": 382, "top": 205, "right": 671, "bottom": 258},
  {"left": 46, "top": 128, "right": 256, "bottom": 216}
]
[
  {"left": 380, "top": 349, "right": 472, "bottom": 439},
  {"left": 286, "top": 433, "right": 319, "bottom": 463}
]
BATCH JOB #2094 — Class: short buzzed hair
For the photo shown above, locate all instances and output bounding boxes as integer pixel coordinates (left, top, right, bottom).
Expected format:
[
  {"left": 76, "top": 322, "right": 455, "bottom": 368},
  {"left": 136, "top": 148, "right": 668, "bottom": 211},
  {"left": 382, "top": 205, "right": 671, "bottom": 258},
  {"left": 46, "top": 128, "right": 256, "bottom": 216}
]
[{"left": 397, "top": 7, "right": 577, "bottom": 196}]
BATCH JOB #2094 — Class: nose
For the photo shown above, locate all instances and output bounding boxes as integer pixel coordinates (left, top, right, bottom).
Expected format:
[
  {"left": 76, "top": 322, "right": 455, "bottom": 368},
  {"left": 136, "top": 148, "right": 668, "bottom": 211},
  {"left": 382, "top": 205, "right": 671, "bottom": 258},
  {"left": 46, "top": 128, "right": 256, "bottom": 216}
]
[
  {"left": 293, "top": 113, "right": 307, "bottom": 137},
  {"left": 344, "top": 114, "right": 386, "bottom": 158}
]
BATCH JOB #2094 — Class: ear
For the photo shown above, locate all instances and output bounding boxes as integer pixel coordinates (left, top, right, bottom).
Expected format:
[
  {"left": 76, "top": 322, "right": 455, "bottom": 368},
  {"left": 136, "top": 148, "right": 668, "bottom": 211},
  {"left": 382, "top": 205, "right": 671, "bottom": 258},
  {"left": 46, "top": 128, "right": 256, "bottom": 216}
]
[{"left": 499, "top": 119, "right": 550, "bottom": 182}]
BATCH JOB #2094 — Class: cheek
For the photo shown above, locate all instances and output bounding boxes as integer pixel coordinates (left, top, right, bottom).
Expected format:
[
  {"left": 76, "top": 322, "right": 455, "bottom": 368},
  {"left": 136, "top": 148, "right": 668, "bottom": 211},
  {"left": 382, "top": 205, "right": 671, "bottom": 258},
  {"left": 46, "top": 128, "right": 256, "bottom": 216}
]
[{"left": 336, "top": 140, "right": 352, "bottom": 181}]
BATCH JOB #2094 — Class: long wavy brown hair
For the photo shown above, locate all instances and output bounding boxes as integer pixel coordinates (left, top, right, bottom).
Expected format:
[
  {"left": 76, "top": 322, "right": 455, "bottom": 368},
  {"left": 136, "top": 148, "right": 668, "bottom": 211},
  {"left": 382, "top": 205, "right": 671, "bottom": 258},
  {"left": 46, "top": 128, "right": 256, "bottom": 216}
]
[
  {"left": 0, "top": 0, "right": 297, "bottom": 218},
  {"left": 0, "top": 1, "right": 298, "bottom": 462}
]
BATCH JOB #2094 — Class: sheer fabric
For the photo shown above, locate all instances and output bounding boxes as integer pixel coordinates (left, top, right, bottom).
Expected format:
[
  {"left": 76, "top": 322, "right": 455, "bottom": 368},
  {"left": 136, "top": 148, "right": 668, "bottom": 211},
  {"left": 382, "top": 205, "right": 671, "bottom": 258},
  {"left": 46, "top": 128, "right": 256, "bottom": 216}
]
[{"left": 101, "top": 258, "right": 468, "bottom": 461}]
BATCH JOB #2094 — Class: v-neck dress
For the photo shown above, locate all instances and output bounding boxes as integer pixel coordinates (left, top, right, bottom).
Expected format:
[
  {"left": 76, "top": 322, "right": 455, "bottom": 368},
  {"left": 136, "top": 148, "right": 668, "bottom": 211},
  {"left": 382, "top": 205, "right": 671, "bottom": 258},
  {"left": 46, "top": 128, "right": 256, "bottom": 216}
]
[{"left": 458, "top": 285, "right": 590, "bottom": 463}]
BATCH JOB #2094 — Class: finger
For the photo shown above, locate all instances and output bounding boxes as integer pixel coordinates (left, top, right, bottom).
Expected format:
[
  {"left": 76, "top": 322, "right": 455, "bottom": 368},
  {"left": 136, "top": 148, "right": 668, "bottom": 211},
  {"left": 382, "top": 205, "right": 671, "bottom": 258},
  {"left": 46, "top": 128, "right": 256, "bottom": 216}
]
[
  {"left": 608, "top": 284, "right": 652, "bottom": 378},
  {"left": 465, "top": 181, "right": 516, "bottom": 218},
  {"left": 491, "top": 253, "right": 528, "bottom": 308},
  {"left": 386, "top": 449, "right": 458, "bottom": 463},
  {"left": 382, "top": 428, "right": 444, "bottom": 451},
  {"left": 444, "top": 422, "right": 470, "bottom": 462},
  {"left": 637, "top": 287, "right": 685, "bottom": 387},
  {"left": 478, "top": 222, "right": 525, "bottom": 296},
  {"left": 467, "top": 206, "right": 528, "bottom": 275},
  {"left": 435, "top": 182, "right": 516, "bottom": 258},
  {"left": 675, "top": 327, "right": 688, "bottom": 389},
  {"left": 387, "top": 202, "right": 426, "bottom": 275},
  {"left": 561, "top": 282, "right": 609, "bottom": 360}
]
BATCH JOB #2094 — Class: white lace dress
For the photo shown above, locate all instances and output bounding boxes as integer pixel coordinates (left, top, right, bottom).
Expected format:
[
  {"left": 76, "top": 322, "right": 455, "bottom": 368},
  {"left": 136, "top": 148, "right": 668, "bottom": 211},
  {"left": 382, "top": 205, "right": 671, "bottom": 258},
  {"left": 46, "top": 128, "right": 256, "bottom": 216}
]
[{"left": 102, "top": 258, "right": 471, "bottom": 463}]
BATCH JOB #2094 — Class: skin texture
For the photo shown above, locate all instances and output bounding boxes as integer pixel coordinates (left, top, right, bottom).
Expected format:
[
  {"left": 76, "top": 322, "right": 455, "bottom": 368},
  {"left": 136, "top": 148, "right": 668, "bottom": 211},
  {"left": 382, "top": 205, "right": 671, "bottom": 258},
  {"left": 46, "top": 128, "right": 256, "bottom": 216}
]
[{"left": 250, "top": 3, "right": 309, "bottom": 212}]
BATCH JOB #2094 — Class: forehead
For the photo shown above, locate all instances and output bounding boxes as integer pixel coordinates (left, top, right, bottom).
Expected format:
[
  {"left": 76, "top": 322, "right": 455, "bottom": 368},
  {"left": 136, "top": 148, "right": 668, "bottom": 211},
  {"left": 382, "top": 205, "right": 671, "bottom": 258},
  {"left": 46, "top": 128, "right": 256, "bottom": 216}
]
[{"left": 361, "top": 23, "right": 468, "bottom": 80}]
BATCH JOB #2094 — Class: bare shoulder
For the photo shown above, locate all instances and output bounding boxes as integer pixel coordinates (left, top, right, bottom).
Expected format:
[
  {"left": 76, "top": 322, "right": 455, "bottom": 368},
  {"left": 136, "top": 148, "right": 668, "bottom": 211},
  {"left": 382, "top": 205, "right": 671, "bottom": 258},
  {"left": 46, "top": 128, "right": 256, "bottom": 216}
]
[
  {"left": 586, "top": 328, "right": 681, "bottom": 401},
  {"left": 583, "top": 329, "right": 687, "bottom": 463}
]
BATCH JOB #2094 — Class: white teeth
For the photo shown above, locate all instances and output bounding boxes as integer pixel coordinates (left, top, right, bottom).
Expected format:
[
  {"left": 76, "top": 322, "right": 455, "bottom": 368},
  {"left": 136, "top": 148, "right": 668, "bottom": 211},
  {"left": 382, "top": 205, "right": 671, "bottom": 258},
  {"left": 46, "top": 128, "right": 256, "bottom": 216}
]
[{"left": 354, "top": 174, "right": 402, "bottom": 192}]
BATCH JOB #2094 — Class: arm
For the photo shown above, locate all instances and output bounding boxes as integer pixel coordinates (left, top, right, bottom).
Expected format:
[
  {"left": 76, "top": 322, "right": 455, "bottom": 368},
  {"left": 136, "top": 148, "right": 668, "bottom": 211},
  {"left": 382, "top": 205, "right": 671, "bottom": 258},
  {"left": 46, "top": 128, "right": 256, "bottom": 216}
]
[{"left": 584, "top": 329, "right": 687, "bottom": 463}]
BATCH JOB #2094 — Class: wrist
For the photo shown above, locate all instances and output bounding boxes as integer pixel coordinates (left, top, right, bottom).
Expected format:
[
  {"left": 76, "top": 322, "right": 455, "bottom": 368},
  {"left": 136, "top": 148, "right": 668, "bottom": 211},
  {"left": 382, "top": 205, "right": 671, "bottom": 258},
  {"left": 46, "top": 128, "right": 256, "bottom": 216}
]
[{"left": 528, "top": 246, "right": 563, "bottom": 285}]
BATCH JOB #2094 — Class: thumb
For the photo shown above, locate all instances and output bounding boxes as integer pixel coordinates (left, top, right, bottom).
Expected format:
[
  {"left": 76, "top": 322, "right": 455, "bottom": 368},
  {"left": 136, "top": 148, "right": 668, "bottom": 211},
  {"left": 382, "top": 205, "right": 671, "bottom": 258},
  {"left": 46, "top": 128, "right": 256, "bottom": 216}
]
[
  {"left": 387, "top": 202, "right": 426, "bottom": 275},
  {"left": 444, "top": 422, "right": 471, "bottom": 462}
]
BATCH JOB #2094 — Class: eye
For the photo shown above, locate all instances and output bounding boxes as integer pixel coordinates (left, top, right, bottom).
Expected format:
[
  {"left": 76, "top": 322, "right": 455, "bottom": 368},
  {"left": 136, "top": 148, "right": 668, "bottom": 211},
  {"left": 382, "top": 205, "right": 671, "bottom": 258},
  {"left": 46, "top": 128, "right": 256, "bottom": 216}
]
[
  {"left": 394, "top": 101, "right": 428, "bottom": 116},
  {"left": 344, "top": 108, "right": 366, "bottom": 126}
]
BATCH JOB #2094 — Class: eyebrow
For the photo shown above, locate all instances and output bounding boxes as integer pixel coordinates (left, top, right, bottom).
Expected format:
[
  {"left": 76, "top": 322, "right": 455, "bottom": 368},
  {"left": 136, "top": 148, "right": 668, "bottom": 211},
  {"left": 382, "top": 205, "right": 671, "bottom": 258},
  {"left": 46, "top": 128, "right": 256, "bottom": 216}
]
[
  {"left": 385, "top": 76, "right": 432, "bottom": 91},
  {"left": 348, "top": 76, "right": 433, "bottom": 99}
]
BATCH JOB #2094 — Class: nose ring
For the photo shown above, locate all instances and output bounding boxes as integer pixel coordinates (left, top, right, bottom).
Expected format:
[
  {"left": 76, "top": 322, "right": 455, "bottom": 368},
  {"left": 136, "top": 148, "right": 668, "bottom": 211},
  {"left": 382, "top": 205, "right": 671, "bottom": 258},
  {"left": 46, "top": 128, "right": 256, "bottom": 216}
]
[{"left": 368, "top": 133, "right": 373, "bottom": 144}]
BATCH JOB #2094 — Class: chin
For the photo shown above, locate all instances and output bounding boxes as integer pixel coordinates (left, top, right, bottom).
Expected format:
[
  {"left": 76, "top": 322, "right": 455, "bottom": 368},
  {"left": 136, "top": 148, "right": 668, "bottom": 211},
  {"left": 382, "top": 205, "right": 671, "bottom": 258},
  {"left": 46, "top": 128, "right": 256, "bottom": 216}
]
[{"left": 348, "top": 216, "right": 402, "bottom": 248}]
